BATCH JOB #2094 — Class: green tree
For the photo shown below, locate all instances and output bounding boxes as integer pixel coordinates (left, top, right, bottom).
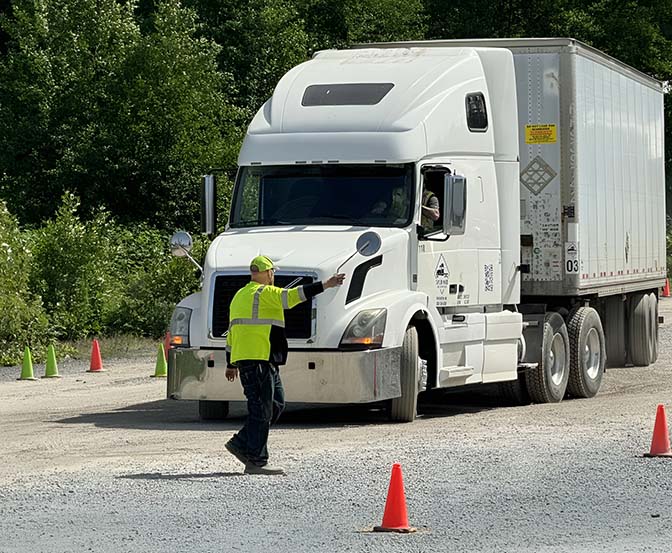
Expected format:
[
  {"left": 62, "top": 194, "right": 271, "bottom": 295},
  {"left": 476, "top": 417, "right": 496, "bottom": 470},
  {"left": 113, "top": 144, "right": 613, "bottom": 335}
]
[
  {"left": 297, "top": 0, "right": 426, "bottom": 51},
  {"left": 0, "top": 0, "right": 235, "bottom": 230},
  {"left": 0, "top": 201, "right": 50, "bottom": 364},
  {"left": 184, "top": 0, "right": 310, "bottom": 113}
]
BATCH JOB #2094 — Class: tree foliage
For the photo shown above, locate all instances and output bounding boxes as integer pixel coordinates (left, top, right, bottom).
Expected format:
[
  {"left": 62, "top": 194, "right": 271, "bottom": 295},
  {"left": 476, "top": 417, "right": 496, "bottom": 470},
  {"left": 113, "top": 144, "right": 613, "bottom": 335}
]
[{"left": 0, "top": 0, "right": 235, "bottom": 230}]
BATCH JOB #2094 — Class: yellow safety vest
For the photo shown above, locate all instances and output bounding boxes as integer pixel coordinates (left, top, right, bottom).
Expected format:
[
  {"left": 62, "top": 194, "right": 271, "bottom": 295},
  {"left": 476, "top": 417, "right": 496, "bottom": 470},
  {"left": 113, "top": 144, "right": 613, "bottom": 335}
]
[{"left": 226, "top": 281, "right": 306, "bottom": 364}]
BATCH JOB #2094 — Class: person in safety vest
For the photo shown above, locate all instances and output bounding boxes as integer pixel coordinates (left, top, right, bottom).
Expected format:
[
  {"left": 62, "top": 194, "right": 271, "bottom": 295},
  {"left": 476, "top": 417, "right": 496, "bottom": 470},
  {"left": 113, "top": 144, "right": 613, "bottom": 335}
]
[
  {"left": 421, "top": 187, "right": 440, "bottom": 231},
  {"left": 224, "top": 255, "right": 345, "bottom": 475}
]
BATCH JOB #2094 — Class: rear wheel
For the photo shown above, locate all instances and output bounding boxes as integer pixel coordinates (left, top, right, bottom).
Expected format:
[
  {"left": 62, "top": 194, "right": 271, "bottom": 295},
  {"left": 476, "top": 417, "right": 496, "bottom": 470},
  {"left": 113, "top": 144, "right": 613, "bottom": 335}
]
[
  {"left": 390, "top": 327, "right": 419, "bottom": 422},
  {"left": 604, "top": 296, "right": 626, "bottom": 367},
  {"left": 198, "top": 400, "right": 230, "bottom": 421},
  {"left": 629, "top": 293, "right": 655, "bottom": 366},
  {"left": 525, "top": 312, "right": 570, "bottom": 403},
  {"left": 567, "top": 307, "right": 605, "bottom": 398}
]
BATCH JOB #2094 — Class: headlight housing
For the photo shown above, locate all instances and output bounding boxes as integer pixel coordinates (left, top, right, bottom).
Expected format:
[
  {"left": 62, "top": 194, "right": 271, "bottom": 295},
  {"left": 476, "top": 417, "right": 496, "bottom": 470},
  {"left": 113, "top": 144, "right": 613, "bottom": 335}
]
[
  {"left": 340, "top": 309, "right": 387, "bottom": 349},
  {"left": 169, "top": 307, "right": 192, "bottom": 347}
]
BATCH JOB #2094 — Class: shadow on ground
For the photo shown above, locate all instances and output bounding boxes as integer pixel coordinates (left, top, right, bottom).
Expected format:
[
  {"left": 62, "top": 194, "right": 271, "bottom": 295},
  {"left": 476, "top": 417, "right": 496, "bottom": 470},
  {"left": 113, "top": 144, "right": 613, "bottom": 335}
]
[
  {"left": 55, "top": 387, "right": 509, "bottom": 431},
  {"left": 118, "top": 471, "right": 243, "bottom": 481}
]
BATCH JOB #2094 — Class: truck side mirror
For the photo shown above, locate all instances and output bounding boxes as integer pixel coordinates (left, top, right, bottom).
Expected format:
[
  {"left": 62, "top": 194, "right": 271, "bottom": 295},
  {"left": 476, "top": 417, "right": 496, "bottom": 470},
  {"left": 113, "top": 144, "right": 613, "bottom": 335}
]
[
  {"left": 201, "top": 175, "right": 217, "bottom": 237},
  {"left": 443, "top": 174, "right": 467, "bottom": 236}
]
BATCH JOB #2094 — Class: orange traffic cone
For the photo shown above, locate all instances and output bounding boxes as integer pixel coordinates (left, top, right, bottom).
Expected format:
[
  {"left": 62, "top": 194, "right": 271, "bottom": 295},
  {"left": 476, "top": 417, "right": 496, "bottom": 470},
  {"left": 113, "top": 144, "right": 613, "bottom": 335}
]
[
  {"left": 373, "top": 463, "right": 416, "bottom": 533},
  {"left": 163, "top": 332, "right": 171, "bottom": 361},
  {"left": 663, "top": 279, "right": 670, "bottom": 298},
  {"left": 644, "top": 404, "right": 672, "bottom": 457},
  {"left": 87, "top": 339, "right": 105, "bottom": 373}
]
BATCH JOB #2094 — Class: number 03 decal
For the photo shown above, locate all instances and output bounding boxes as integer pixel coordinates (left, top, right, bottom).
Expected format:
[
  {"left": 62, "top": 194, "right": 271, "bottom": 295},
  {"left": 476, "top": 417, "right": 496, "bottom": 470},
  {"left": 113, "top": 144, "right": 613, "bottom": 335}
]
[{"left": 565, "top": 242, "right": 579, "bottom": 274}]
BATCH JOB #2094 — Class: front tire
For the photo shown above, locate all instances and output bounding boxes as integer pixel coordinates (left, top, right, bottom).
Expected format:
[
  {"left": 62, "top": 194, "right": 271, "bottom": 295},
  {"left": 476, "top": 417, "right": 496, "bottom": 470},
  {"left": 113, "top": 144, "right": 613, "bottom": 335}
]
[
  {"left": 198, "top": 400, "right": 230, "bottom": 421},
  {"left": 525, "top": 312, "right": 570, "bottom": 403},
  {"left": 389, "top": 327, "right": 419, "bottom": 422},
  {"left": 567, "top": 307, "right": 605, "bottom": 398}
]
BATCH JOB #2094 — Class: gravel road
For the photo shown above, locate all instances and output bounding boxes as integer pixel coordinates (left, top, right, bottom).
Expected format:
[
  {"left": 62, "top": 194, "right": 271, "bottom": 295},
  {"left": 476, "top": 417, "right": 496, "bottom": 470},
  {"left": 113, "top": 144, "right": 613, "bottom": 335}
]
[{"left": 2, "top": 302, "right": 672, "bottom": 553}]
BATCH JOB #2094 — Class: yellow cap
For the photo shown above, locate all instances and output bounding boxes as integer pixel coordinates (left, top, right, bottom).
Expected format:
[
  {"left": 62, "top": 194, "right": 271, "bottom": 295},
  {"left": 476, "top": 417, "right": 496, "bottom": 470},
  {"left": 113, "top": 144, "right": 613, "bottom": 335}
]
[{"left": 250, "top": 255, "right": 276, "bottom": 272}]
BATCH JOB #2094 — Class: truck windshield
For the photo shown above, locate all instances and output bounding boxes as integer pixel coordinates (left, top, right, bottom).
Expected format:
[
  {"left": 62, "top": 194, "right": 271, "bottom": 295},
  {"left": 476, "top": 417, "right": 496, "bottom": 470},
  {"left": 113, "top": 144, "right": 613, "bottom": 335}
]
[{"left": 229, "top": 164, "right": 414, "bottom": 228}]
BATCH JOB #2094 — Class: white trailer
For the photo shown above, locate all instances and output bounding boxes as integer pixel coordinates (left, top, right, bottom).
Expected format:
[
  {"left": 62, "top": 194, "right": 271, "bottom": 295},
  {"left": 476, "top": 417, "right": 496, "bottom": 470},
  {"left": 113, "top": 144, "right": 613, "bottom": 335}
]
[{"left": 167, "top": 38, "right": 665, "bottom": 421}]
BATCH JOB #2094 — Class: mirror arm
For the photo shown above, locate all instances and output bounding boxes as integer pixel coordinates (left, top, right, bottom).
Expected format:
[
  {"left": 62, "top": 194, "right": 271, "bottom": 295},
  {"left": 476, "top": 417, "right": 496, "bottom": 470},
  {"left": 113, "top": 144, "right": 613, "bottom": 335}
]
[{"left": 179, "top": 245, "right": 203, "bottom": 273}]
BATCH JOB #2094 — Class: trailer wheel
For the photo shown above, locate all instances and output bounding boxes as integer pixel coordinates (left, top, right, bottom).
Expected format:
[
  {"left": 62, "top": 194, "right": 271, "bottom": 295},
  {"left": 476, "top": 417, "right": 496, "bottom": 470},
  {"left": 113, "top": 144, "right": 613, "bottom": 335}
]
[
  {"left": 389, "top": 326, "right": 419, "bottom": 422},
  {"left": 198, "top": 400, "right": 230, "bottom": 421},
  {"left": 604, "top": 296, "right": 626, "bottom": 367},
  {"left": 629, "top": 293, "right": 655, "bottom": 366},
  {"left": 567, "top": 307, "right": 605, "bottom": 398},
  {"left": 525, "top": 312, "right": 570, "bottom": 403},
  {"left": 648, "top": 292, "right": 659, "bottom": 364}
]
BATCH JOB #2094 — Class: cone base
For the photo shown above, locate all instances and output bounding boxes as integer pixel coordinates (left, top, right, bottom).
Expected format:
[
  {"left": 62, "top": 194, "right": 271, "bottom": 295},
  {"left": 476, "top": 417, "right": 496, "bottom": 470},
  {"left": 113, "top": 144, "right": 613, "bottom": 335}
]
[
  {"left": 150, "top": 374, "right": 167, "bottom": 378},
  {"left": 644, "top": 451, "right": 672, "bottom": 457},
  {"left": 42, "top": 375, "right": 61, "bottom": 379},
  {"left": 373, "top": 526, "right": 416, "bottom": 533},
  {"left": 86, "top": 369, "right": 106, "bottom": 373},
  {"left": 17, "top": 377, "right": 37, "bottom": 381}
]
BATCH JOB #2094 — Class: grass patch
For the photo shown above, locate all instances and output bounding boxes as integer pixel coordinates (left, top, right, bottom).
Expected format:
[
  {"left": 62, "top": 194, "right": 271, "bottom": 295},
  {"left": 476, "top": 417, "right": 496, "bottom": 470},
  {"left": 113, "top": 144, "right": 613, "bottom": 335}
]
[{"left": 60, "top": 335, "right": 159, "bottom": 360}]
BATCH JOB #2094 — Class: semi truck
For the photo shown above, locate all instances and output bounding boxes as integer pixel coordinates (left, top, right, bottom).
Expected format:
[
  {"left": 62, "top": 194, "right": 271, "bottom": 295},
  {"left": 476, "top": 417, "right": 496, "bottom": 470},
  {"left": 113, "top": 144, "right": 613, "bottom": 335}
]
[{"left": 167, "top": 38, "right": 666, "bottom": 422}]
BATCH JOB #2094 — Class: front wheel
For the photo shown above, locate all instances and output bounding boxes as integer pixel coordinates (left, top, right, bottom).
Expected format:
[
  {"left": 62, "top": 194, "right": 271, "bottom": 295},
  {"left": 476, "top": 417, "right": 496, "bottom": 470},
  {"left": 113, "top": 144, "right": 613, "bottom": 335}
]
[
  {"left": 525, "top": 312, "right": 570, "bottom": 403},
  {"left": 389, "top": 327, "right": 419, "bottom": 422}
]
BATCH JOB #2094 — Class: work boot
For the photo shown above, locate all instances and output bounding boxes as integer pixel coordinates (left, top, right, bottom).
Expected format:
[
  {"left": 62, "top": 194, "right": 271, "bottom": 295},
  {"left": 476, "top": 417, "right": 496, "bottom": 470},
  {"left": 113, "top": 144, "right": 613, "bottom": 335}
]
[
  {"left": 225, "top": 440, "right": 249, "bottom": 466},
  {"left": 244, "top": 462, "right": 285, "bottom": 476}
]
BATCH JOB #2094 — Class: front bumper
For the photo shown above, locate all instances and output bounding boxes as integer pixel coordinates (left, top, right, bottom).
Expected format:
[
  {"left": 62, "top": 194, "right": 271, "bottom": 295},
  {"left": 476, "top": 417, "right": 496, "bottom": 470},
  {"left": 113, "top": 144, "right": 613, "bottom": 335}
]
[{"left": 167, "top": 347, "right": 402, "bottom": 403}]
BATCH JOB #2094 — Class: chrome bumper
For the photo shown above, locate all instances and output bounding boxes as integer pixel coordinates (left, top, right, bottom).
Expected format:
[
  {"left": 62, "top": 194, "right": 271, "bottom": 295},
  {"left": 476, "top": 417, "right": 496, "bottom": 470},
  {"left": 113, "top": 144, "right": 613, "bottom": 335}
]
[{"left": 167, "top": 347, "right": 402, "bottom": 403}]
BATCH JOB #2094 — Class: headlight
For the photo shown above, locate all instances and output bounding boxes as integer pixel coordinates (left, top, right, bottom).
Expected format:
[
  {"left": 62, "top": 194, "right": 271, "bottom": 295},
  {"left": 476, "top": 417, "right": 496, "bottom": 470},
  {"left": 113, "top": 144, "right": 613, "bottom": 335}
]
[
  {"left": 340, "top": 309, "right": 387, "bottom": 349},
  {"left": 169, "top": 307, "right": 192, "bottom": 347}
]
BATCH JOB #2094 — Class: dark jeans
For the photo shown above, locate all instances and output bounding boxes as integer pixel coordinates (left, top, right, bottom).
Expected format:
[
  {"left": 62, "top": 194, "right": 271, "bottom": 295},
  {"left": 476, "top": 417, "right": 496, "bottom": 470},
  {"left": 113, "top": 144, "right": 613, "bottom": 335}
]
[{"left": 229, "top": 361, "right": 285, "bottom": 466}]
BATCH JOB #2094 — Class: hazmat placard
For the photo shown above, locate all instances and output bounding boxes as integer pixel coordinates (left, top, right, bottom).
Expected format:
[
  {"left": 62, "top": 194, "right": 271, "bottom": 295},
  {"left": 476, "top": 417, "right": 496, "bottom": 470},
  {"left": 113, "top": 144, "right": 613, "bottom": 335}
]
[{"left": 525, "top": 124, "right": 557, "bottom": 144}]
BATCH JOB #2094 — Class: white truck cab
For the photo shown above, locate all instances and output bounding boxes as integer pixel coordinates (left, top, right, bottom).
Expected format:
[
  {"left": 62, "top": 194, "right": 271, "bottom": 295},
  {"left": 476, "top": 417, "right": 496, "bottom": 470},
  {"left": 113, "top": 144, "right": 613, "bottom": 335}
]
[{"left": 168, "top": 39, "right": 665, "bottom": 421}]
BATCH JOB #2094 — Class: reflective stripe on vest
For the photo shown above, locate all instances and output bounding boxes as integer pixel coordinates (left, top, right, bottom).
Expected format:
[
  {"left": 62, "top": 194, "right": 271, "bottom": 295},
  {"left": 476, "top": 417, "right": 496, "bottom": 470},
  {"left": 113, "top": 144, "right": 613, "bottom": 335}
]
[{"left": 226, "top": 281, "right": 307, "bottom": 363}]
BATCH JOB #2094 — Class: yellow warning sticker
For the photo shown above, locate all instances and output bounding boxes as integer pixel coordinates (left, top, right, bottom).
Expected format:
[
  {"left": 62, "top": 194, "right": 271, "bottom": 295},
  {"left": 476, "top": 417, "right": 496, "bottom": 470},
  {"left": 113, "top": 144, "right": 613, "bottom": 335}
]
[{"left": 525, "top": 124, "right": 557, "bottom": 144}]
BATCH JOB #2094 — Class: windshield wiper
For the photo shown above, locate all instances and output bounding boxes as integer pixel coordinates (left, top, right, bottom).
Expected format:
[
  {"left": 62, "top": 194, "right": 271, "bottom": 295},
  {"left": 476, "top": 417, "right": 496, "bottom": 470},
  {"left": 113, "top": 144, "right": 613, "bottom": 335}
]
[
  {"left": 233, "top": 218, "right": 290, "bottom": 226},
  {"left": 300, "top": 215, "right": 365, "bottom": 225}
]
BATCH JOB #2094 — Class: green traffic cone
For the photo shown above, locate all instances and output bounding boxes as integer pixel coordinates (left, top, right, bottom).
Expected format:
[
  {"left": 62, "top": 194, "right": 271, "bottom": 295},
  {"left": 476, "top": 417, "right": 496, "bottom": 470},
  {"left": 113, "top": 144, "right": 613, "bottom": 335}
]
[
  {"left": 151, "top": 343, "right": 167, "bottom": 377},
  {"left": 43, "top": 344, "right": 61, "bottom": 378},
  {"left": 18, "top": 347, "right": 37, "bottom": 381}
]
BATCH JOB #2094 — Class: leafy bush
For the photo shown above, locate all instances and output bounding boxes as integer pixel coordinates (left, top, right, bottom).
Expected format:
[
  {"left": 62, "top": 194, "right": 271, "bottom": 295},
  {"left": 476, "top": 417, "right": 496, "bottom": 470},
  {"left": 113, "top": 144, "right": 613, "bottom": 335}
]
[
  {"left": 26, "top": 194, "right": 203, "bottom": 342},
  {"left": 0, "top": 201, "right": 50, "bottom": 364},
  {"left": 28, "top": 193, "right": 122, "bottom": 340},
  {"left": 105, "top": 225, "right": 206, "bottom": 338}
]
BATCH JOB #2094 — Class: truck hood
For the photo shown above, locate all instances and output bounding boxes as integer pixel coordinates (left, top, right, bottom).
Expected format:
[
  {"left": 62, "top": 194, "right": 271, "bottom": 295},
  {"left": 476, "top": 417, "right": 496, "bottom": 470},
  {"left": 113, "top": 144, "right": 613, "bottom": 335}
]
[{"left": 208, "top": 226, "right": 409, "bottom": 277}]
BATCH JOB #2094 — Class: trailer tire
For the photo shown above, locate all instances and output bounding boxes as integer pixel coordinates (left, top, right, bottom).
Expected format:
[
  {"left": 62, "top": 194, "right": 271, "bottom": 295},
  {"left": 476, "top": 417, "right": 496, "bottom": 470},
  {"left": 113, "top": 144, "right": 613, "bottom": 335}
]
[
  {"left": 198, "top": 400, "right": 230, "bottom": 421},
  {"left": 497, "top": 376, "right": 531, "bottom": 406},
  {"left": 389, "top": 326, "right": 419, "bottom": 422},
  {"left": 525, "top": 312, "right": 570, "bottom": 403},
  {"left": 604, "top": 296, "right": 626, "bottom": 367},
  {"left": 648, "top": 292, "right": 659, "bottom": 364},
  {"left": 629, "top": 293, "right": 655, "bottom": 366},
  {"left": 567, "top": 307, "right": 605, "bottom": 398}
]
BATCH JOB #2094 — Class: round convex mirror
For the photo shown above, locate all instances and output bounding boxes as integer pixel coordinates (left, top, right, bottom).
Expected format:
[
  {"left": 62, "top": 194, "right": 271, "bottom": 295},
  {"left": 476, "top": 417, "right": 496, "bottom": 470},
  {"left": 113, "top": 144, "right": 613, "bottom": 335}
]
[
  {"left": 169, "top": 231, "right": 193, "bottom": 257},
  {"left": 356, "top": 231, "right": 382, "bottom": 257}
]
